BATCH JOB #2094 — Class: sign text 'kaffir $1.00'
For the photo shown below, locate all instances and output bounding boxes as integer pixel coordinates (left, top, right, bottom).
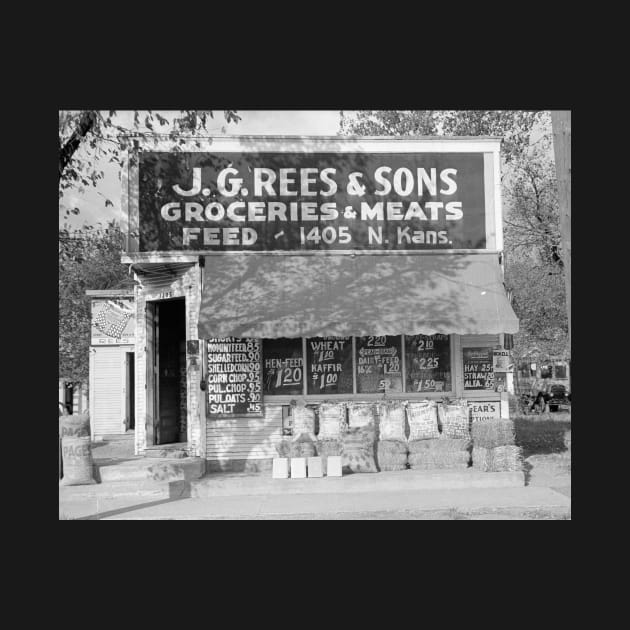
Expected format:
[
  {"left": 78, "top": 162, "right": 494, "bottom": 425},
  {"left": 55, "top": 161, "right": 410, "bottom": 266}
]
[{"left": 137, "top": 152, "right": 486, "bottom": 252}]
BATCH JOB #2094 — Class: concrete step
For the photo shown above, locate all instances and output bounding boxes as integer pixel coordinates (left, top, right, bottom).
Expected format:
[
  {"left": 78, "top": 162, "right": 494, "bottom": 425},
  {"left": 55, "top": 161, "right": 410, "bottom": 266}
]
[
  {"left": 189, "top": 469, "right": 525, "bottom": 498},
  {"left": 143, "top": 443, "right": 189, "bottom": 458},
  {"left": 96, "top": 457, "right": 204, "bottom": 483}
]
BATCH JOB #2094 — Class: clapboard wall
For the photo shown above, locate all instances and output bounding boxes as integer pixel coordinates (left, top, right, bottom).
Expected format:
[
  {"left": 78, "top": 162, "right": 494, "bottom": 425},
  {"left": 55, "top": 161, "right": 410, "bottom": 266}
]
[
  {"left": 89, "top": 345, "right": 132, "bottom": 438},
  {"left": 205, "top": 404, "right": 284, "bottom": 467}
]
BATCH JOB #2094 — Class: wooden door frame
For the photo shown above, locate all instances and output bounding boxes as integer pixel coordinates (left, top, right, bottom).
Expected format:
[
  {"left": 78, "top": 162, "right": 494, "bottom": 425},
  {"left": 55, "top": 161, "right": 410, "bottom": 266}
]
[{"left": 145, "top": 301, "right": 158, "bottom": 447}]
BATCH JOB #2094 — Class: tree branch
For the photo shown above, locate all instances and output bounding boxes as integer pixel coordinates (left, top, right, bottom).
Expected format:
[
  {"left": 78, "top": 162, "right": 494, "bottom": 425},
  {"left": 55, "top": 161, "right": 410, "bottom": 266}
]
[{"left": 59, "top": 111, "right": 97, "bottom": 181}]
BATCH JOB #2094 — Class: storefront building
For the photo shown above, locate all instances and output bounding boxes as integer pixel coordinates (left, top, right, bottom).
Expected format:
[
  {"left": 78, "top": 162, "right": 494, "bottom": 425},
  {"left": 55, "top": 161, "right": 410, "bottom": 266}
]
[
  {"left": 86, "top": 289, "right": 136, "bottom": 439},
  {"left": 120, "top": 135, "right": 518, "bottom": 470}
]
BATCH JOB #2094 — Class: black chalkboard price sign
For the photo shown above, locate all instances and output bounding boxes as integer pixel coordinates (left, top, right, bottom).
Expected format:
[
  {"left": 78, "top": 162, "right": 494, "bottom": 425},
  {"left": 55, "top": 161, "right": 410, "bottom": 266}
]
[
  {"left": 463, "top": 347, "right": 494, "bottom": 390},
  {"left": 206, "top": 337, "right": 263, "bottom": 417},
  {"left": 405, "top": 334, "right": 452, "bottom": 393},
  {"left": 262, "top": 338, "right": 304, "bottom": 395},
  {"left": 306, "top": 337, "right": 353, "bottom": 395},
  {"left": 355, "top": 336, "right": 403, "bottom": 393}
]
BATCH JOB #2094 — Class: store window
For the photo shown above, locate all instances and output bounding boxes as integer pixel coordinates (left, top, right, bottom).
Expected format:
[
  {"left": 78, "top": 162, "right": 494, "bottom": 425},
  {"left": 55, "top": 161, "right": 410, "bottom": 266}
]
[
  {"left": 540, "top": 364, "right": 553, "bottom": 378},
  {"left": 554, "top": 364, "right": 567, "bottom": 379},
  {"left": 404, "top": 334, "right": 452, "bottom": 393},
  {"left": 463, "top": 347, "right": 495, "bottom": 391},
  {"left": 262, "top": 338, "right": 304, "bottom": 395},
  {"left": 261, "top": 334, "right": 454, "bottom": 397},
  {"left": 355, "top": 335, "right": 403, "bottom": 393},
  {"left": 306, "top": 336, "right": 353, "bottom": 395}
]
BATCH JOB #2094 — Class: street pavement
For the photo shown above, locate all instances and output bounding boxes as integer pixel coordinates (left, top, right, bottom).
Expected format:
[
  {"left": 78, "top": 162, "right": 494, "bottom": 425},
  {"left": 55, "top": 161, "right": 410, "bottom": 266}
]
[{"left": 60, "top": 470, "right": 570, "bottom": 520}]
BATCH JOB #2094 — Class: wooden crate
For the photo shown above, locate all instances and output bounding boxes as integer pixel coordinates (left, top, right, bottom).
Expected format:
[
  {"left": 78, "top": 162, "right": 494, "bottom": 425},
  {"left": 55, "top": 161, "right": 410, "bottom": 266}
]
[{"left": 272, "top": 457, "right": 289, "bottom": 479}]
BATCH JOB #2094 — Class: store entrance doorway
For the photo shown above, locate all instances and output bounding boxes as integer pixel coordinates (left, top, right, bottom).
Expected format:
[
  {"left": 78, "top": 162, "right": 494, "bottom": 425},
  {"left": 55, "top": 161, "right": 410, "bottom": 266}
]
[
  {"left": 125, "top": 352, "right": 135, "bottom": 430},
  {"left": 146, "top": 298, "right": 186, "bottom": 446}
]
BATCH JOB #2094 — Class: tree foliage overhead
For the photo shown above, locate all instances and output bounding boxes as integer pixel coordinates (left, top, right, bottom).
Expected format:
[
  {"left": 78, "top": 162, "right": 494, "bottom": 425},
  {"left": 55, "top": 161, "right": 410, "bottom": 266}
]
[
  {"left": 59, "top": 221, "right": 131, "bottom": 383},
  {"left": 339, "top": 110, "right": 568, "bottom": 360},
  {"left": 504, "top": 138, "right": 563, "bottom": 269},
  {"left": 340, "top": 110, "right": 549, "bottom": 167},
  {"left": 58, "top": 110, "right": 241, "bottom": 217}
]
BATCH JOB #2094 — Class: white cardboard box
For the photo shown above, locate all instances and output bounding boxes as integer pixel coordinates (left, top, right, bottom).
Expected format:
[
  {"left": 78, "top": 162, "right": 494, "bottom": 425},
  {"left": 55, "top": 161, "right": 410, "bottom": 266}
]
[
  {"left": 307, "top": 456, "right": 323, "bottom": 478},
  {"left": 272, "top": 457, "right": 289, "bottom": 479},
  {"left": 326, "top": 456, "right": 342, "bottom": 477},
  {"left": 290, "top": 457, "right": 306, "bottom": 478}
]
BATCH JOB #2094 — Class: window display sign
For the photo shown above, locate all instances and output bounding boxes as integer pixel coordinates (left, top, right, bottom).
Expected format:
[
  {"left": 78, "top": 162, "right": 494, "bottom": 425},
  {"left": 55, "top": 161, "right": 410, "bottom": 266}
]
[
  {"left": 206, "top": 338, "right": 263, "bottom": 417},
  {"left": 137, "top": 151, "right": 486, "bottom": 252},
  {"left": 405, "top": 334, "right": 451, "bottom": 393},
  {"left": 263, "top": 338, "right": 304, "bottom": 395},
  {"left": 492, "top": 349, "right": 512, "bottom": 371},
  {"left": 306, "top": 337, "right": 353, "bottom": 395},
  {"left": 90, "top": 299, "right": 135, "bottom": 345},
  {"left": 467, "top": 400, "right": 501, "bottom": 422},
  {"left": 463, "top": 347, "right": 494, "bottom": 390},
  {"left": 355, "top": 336, "right": 403, "bottom": 393}
]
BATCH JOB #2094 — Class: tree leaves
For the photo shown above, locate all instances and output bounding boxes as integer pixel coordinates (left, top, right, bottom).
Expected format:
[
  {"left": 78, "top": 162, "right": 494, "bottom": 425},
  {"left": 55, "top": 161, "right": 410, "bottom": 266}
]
[{"left": 59, "top": 222, "right": 130, "bottom": 382}]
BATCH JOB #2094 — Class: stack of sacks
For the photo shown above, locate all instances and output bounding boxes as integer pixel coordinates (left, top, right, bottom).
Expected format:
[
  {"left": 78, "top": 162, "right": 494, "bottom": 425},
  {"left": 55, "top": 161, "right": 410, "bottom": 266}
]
[
  {"left": 348, "top": 403, "right": 380, "bottom": 468},
  {"left": 437, "top": 399, "right": 471, "bottom": 439},
  {"left": 341, "top": 423, "right": 378, "bottom": 474},
  {"left": 376, "top": 401, "right": 408, "bottom": 471},
  {"left": 405, "top": 400, "right": 472, "bottom": 470},
  {"left": 471, "top": 419, "right": 522, "bottom": 472},
  {"left": 316, "top": 402, "right": 347, "bottom": 474},
  {"left": 408, "top": 438, "right": 471, "bottom": 470}
]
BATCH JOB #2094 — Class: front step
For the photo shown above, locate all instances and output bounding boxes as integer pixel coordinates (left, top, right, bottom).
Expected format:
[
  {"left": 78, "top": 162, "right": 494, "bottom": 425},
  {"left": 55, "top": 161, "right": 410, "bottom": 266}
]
[
  {"left": 144, "top": 443, "right": 189, "bottom": 459},
  {"left": 96, "top": 457, "right": 204, "bottom": 483}
]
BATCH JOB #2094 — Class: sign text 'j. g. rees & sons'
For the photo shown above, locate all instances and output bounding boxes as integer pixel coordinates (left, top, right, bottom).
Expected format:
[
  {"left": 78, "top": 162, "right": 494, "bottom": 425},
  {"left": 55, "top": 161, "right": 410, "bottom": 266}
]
[{"left": 138, "top": 152, "right": 486, "bottom": 252}]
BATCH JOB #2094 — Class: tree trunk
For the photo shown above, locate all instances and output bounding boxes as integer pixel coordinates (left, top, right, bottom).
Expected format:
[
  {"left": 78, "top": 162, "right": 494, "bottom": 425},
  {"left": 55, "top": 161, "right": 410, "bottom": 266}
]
[
  {"left": 59, "top": 110, "right": 97, "bottom": 181},
  {"left": 551, "top": 111, "right": 571, "bottom": 352}
]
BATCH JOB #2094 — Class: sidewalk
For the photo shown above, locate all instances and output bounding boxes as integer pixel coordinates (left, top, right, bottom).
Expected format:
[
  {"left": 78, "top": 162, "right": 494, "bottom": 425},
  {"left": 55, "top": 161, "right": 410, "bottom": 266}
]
[{"left": 59, "top": 469, "right": 570, "bottom": 520}]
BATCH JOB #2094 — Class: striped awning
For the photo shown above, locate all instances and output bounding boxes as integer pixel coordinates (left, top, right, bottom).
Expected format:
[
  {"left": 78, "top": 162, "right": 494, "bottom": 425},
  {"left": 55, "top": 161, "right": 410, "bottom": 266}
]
[{"left": 197, "top": 253, "right": 518, "bottom": 339}]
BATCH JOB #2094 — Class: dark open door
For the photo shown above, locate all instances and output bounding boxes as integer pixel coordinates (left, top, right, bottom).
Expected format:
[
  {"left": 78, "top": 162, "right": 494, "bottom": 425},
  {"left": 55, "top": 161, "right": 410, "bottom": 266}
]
[
  {"left": 156, "top": 299, "right": 186, "bottom": 444},
  {"left": 126, "top": 352, "right": 135, "bottom": 430}
]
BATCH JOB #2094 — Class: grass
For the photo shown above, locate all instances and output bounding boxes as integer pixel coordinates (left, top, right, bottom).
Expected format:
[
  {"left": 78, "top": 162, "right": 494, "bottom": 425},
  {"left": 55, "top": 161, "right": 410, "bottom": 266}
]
[{"left": 512, "top": 413, "right": 571, "bottom": 458}]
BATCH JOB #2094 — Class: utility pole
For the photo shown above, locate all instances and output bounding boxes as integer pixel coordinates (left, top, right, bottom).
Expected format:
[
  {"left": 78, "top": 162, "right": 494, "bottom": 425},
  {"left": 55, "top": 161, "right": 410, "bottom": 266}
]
[{"left": 551, "top": 111, "right": 571, "bottom": 351}]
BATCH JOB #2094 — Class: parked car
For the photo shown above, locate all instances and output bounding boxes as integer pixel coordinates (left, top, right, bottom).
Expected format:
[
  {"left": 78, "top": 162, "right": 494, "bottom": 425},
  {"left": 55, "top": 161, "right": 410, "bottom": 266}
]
[{"left": 544, "top": 382, "right": 570, "bottom": 412}]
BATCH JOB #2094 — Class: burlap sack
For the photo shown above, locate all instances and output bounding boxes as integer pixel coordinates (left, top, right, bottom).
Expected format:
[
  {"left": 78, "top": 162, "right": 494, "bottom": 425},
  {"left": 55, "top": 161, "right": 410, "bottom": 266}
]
[
  {"left": 317, "top": 402, "right": 347, "bottom": 440},
  {"left": 59, "top": 436, "right": 97, "bottom": 486},
  {"left": 347, "top": 403, "right": 377, "bottom": 429},
  {"left": 377, "top": 401, "right": 407, "bottom": 441},
  {"left": 437, "top": 400, "right": 470, "bottom": 438},
  {"left": 407, "top": 400, "right": 439, "bottom": 440},
  {"left": 59, "top": 413, "right": 91, "bottom": 439},
  {"left": 292, "top": 404, "right": 316, "bottom": 440},
  {"left": 341, "top": 426, "right": 378, "bottom": 473}
]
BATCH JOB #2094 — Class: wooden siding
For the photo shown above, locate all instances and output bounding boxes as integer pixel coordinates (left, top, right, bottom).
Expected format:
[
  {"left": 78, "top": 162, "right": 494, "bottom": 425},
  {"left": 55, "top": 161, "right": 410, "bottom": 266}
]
[
  {"left": 90, "top": 346, "right": 125, "bottom": 436},
  {"left": 205, "top": 405, "right": 283, "bottom": 460}
]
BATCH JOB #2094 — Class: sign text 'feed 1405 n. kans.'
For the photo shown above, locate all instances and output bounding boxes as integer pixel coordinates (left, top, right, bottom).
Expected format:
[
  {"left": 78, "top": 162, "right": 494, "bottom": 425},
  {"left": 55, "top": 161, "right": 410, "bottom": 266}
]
[{"left": 138, "top": 152, "right": 486, "bottom": 252}]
